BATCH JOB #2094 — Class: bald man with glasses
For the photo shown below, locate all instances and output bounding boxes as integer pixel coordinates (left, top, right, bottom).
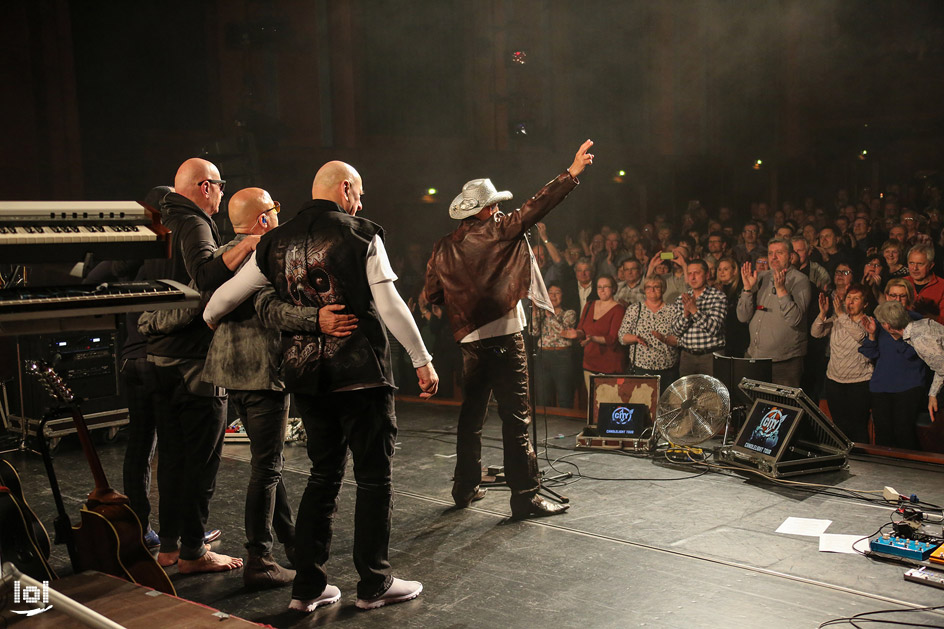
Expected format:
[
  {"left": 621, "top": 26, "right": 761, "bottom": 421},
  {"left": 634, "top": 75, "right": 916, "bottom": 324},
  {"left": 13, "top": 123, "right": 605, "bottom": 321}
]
[{"left": 146, "top": 158, "right": 258, "bottom": 573}]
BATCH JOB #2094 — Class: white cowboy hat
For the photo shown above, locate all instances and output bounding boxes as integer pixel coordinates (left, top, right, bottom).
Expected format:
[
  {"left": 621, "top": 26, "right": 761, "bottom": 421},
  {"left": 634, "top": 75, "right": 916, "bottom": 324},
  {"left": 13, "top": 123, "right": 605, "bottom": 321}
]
[{"left": 448, "top": 178, "right": 513, "bottom": 219}]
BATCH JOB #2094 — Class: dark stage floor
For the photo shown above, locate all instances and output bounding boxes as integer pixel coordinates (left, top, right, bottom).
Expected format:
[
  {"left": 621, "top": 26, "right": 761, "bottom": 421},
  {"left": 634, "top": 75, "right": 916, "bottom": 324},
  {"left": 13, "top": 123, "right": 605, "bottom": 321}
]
[{"left": 4, "top": 400, "right": 944, "bottom": 628}]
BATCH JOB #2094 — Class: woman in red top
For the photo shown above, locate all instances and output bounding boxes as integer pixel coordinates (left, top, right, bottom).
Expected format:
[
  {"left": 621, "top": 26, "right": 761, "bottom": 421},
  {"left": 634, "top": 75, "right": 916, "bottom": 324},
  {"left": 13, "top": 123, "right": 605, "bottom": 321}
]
[{"left": 563, "top": 275, "right": 626, "bottom": 395}]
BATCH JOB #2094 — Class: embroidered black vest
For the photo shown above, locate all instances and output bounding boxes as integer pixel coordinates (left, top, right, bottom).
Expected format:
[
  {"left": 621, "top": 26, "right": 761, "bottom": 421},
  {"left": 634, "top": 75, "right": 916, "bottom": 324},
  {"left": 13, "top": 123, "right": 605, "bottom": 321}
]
[{"left": 255, "top": 199, "right": 393, "bottom": 393}]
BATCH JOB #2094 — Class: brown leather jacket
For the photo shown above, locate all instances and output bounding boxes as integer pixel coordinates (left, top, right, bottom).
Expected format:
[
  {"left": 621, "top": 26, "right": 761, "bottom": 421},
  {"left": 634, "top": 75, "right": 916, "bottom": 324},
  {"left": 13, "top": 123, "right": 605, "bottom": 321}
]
[{"left": 424, "top": 172, "right": 578, "bottom": 342}]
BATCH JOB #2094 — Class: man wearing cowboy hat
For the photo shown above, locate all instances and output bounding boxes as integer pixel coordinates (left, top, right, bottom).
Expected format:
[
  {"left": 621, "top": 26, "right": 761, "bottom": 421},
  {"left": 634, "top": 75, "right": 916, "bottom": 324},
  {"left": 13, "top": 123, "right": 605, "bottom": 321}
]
[{"left": 424, "top": 140, "right": 594, "bottom": 519}]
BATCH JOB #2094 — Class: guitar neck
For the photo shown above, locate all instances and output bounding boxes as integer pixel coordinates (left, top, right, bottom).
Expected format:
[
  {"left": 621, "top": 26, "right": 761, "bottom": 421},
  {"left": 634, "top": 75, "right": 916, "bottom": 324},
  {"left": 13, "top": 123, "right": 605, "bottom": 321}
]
[{"left": 68, "top": 406, "right": 117, "bottom": 498}]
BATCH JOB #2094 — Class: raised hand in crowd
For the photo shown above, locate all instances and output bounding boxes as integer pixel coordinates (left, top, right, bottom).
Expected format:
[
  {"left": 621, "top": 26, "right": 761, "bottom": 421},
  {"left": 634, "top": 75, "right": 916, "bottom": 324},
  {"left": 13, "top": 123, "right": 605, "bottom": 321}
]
[
  {"left": 535, "top": 222, "right": 548, "bottom": 242},
  {"left": 860, "top": 315, "right": 877, "bottom": 340},
  {"left": 647, "top": 253, "right": 664, "bottom": 278},
  {"left": 772, "top": 267, "right": 787, "bottom": 295},
  {"left": 832, "top": 293, "right": 843, "bottom": 316},
  {"left": 817, "top": 292, "right": 831, "bottom": 321},
  {"left": 681, "top": 292, "right": 697, "bottom": 317},
  {"left": 672, "top": 246, "right": 688, "bottom": 269},
  {"left": 740, "top": 260, "right": 757, "bottom": 291}
]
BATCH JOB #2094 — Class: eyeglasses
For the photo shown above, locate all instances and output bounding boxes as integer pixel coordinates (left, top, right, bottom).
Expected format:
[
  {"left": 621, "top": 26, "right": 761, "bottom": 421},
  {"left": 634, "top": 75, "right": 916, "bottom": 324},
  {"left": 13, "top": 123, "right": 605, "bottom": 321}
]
[
  {"left": 266, "top": 201, "right": 280, "bottom": 214},
  {"left": 199, "top": 179, "right": 226, "bottom": 192},
  {"left": 835, "top": 269, "right": 851, "bottom": 276}
]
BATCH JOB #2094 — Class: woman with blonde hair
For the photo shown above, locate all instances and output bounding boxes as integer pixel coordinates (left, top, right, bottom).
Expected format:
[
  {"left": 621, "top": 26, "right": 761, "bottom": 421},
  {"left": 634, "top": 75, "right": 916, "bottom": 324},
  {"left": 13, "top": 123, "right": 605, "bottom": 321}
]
[{"left": 859, "top": 278, "right": 927, "bottom": 449}]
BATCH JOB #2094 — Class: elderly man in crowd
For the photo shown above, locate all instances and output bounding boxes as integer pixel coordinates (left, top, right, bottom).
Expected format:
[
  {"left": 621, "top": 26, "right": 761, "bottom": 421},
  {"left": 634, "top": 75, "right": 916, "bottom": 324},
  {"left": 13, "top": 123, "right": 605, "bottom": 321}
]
[
  {"left": 907, "top": 243, "right": 944, "bottom": 324},
  {"left": 615, "top": 258, "right": 645, "bottom": 306},
  {"left": 737, "top": 237, "right": 813, "bottom": 387},
  {"left": 574, "top": 258, "right": 595, "bottom": 315},
  {"left": 669, "top": 259, "right": 726, "bottom": 377},
  {"left": 791, "top": 235, "right": 830, "bottom": 290},
  {"left": 733, "top": 221, "right": 763, "bottom": 266},
  {"left": 874, "top": 300, "right": 944, "bottom": 419}
]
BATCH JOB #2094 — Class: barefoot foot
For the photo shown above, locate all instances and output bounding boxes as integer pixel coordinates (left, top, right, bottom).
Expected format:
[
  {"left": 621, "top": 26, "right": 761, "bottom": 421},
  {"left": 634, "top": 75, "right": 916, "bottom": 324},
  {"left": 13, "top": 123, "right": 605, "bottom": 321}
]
[
  {"left": 178, "top": 551, "right": 243, "bottom": 574},
  {"left": 158, "top": 544, "right": 212, "bottom": 568}
]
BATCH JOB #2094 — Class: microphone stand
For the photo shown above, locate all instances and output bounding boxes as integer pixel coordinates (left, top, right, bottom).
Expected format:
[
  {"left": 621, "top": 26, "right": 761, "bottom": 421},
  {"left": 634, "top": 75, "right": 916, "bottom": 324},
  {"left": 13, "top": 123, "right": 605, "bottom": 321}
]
[{"left": 523, "top": 227, "right": 571, "bottom": 504}]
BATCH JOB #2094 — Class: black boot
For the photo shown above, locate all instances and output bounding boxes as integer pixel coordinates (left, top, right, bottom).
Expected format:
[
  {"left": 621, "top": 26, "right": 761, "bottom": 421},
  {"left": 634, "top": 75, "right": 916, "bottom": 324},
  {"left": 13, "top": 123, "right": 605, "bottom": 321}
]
[{"left": 244, "top": 553, "right": 296, "bottom": 590}]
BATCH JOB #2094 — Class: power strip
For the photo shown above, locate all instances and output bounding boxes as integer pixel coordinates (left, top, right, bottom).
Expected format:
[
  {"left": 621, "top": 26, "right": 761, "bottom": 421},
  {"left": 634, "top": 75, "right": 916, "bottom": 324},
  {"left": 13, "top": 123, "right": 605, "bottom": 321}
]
[
  {"left": 869, "top": 535, "right": 940, "bottom": 561},
  {"left": 905, "top": 567, "right": 944, "bottom": 590}
]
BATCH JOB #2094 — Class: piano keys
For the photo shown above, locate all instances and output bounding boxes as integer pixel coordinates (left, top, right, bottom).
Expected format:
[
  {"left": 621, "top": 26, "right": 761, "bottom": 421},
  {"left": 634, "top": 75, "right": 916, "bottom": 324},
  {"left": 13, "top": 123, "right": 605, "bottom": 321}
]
[
  {"left": 0, "top": 200, "right": 171, "bottom": 263},
  {"left": 0, "top": 279, "right": 201, "bottom": 336}
]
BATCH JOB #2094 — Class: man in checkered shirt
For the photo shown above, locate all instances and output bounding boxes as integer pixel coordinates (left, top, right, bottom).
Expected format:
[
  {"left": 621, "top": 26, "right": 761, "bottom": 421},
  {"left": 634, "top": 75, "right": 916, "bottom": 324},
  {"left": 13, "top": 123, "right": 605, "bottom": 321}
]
[{"left": 669, "top": 259, "right": 727, "bottom": 377}]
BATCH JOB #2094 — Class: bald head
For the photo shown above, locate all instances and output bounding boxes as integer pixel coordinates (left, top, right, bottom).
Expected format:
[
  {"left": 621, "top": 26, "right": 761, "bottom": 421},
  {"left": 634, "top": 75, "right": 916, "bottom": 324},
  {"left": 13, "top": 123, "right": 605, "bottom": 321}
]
[
  {"left": 174, "top": 157, "right": 224, "bottom": 216},
  {"left": 229, "top": 187, "right": 277, "bottom": 234},
  {"left": 311, "top": 161, "right": 363, "bottom": 216}
]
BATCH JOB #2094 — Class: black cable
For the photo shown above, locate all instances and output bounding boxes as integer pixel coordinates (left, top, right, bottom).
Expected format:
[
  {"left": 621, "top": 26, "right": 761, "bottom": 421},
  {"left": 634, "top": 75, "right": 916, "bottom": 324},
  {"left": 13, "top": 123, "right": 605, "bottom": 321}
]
[{"left": 818, "top": 603, "right": 944, "bottom": 628}]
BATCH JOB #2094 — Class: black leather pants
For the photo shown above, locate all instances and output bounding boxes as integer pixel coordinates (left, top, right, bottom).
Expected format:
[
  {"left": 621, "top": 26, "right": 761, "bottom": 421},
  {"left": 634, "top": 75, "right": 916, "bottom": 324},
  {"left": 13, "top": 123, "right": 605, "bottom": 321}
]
[{"left": 454, "top": 333, "right": 540, "bottom": 496}]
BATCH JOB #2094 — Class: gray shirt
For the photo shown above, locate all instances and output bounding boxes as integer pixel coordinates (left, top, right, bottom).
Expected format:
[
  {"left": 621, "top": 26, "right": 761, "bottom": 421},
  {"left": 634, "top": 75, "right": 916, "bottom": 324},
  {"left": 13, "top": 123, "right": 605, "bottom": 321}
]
[{"left": 736, "top": 267, "right": 812, "bottom": 362}]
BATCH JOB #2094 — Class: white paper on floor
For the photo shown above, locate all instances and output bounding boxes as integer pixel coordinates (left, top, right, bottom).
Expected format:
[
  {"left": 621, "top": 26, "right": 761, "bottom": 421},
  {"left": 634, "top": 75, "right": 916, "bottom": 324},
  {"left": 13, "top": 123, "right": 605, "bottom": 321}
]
[
  {"left": 819, "top": 533, "right": 868, "bottom": 554},
  {"left": 775, "top": 516, "right": 832, "bottom": 536}
]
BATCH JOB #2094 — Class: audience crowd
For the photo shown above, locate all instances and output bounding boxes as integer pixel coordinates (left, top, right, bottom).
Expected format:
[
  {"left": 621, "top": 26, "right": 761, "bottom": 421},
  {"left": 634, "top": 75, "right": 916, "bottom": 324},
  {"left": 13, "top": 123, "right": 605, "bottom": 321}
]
[{"left": 391, "top": 185, "right": 944, "bottom": 451}]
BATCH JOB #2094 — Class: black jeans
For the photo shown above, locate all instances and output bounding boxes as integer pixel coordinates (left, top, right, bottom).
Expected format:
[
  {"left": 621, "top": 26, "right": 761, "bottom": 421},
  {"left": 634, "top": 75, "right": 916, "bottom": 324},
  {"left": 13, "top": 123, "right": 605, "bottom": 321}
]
[
  {"left": 535, "top": 348, "right": 575, "bottom": 408},
  {"left": 120, "top": 357, "right": 160, "bottom": 533},
  {"left": 824, "top": 378, "right": 871, "bottom": 444},
  {"left": 229, "top": 389, "right": 295, "bottom": 557},
  {"left": 292, "top": 387, "right": 397, "bottom": 600},
  {"left": 152, "top": 361, "right": 226, "bottom": 559},
  {"left": 455, "top": 333, "right": 540, "bottom": 496},
  {"left": 871, "top": 387, "right": 924, "bottom": 450}
]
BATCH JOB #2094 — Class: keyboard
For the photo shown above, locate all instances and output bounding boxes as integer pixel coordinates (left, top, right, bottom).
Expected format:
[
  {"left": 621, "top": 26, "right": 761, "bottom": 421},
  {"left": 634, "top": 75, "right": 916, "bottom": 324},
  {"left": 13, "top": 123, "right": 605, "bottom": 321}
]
[{"left": 0, "top": 201, "right": 171, "bottom": 262}]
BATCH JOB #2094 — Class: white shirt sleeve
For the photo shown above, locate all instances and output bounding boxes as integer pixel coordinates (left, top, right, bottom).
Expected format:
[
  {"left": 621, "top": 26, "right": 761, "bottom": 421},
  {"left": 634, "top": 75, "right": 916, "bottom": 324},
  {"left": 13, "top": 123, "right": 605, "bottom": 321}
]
[
  {"left": 366, "top": 234, "right": 398, "bottom": 285},
  {"left": 204, "top": 251, "right": 271, "bottom": 326},
  {"left": 369, "top": 279, "right": 432, "bottom": 368}
]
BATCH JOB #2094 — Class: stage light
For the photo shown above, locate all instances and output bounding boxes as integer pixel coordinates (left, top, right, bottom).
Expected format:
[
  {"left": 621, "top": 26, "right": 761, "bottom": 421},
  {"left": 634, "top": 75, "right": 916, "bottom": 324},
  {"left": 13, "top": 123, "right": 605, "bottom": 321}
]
[
  {"left": 427, "top": 188, "right": 437, "bottom": 196},
  {"left": 753, "top": 159, "right": 763, "bottom": 170},
  {"left": 858, "top": 149, "right": 869, "bottom": 160},
  {"left": 618, "top": 170, "right": 626, "bottom": 177},
  {"left": 514, "top": 122, "right": 528, "bottom": 136},
  {"left": 512, "top": 50, "right": 527, "bottom": 65}
]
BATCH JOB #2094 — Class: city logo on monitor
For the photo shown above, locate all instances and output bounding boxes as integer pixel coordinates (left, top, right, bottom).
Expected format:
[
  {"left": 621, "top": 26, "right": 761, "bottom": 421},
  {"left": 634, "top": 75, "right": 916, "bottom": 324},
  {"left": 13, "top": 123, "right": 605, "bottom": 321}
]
[
  {"left": 750, "top": 406, "right": 786, "bottom": 449},
  {"left": 611, "top": 406, "right": 634, "bottom": 425}
]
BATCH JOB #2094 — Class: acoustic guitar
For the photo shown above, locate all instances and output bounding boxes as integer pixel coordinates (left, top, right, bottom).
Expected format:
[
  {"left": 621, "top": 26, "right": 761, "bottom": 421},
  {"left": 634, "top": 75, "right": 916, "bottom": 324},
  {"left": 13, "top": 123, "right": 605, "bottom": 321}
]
[
  {"left": 26, "top": 360, "right": 175, "bottom": 595},
  {"left": 0, "top": 459, "right": 56, "bottom": 581}
]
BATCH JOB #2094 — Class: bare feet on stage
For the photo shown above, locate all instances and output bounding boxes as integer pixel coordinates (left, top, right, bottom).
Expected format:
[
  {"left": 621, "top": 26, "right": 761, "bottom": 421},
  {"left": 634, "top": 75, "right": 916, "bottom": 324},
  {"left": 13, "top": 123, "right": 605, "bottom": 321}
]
[
  {"left": 178, "top": 551, "right": 244, "bottom": 574},
  {"left": 157, "top": 544, "right": 211, "bottom": 568}
]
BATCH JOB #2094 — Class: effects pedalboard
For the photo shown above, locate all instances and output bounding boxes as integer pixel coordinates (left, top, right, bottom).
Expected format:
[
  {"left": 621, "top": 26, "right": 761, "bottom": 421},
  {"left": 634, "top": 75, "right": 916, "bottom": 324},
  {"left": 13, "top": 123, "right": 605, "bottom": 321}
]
[
  {"left": 869, "top": 535, "right": 939, "bottom": 561},
  {"left": 904, "top": 567, "right": 944, "bottom": 590}
]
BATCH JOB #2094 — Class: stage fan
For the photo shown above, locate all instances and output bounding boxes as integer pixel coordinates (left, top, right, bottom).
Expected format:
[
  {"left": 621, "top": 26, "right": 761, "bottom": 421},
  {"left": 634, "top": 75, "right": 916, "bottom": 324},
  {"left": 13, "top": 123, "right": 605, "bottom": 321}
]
[{"left": 656, "top": 375, "right": 730, "bottom": 446}]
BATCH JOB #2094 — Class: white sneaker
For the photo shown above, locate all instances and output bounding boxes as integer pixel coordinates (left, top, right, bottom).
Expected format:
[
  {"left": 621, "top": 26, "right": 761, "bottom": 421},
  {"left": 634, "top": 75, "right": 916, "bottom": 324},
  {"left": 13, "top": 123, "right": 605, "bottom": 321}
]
[
  {"left": 288, "top": 585, "right": 341, "bottom": 612},
  {"left": 355, "top": 577, "right": 423, "bottom": 610}
]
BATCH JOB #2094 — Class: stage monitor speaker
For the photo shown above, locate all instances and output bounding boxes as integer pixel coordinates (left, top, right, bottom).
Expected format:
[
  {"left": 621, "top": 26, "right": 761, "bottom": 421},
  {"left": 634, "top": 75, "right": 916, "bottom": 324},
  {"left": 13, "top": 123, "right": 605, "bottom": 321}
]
[
  {"left": 716, "top": 378, "right": 853, "bottom": 478},
  {"left": 577, "top": 374, "right": 659, "bottom": 452},
  {"left": 712, "top": 353, "right": 771, "bottom": 406}
]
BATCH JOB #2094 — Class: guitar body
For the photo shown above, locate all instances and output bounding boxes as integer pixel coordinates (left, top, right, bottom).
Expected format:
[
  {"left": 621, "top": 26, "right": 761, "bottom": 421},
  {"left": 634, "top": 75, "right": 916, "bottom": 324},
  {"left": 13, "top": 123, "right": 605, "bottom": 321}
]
[
  {"left": 0, "top": 458, "right": 52, "bottom": 559},
  {"left": 72, "top": 503, "right": 175, "bottom": 595},
  {"left": 24, "top": 360, "right": 175, "bottom": 596},
  {"left": 0, "top": 488, "right": 56, "bottom": 581}
]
